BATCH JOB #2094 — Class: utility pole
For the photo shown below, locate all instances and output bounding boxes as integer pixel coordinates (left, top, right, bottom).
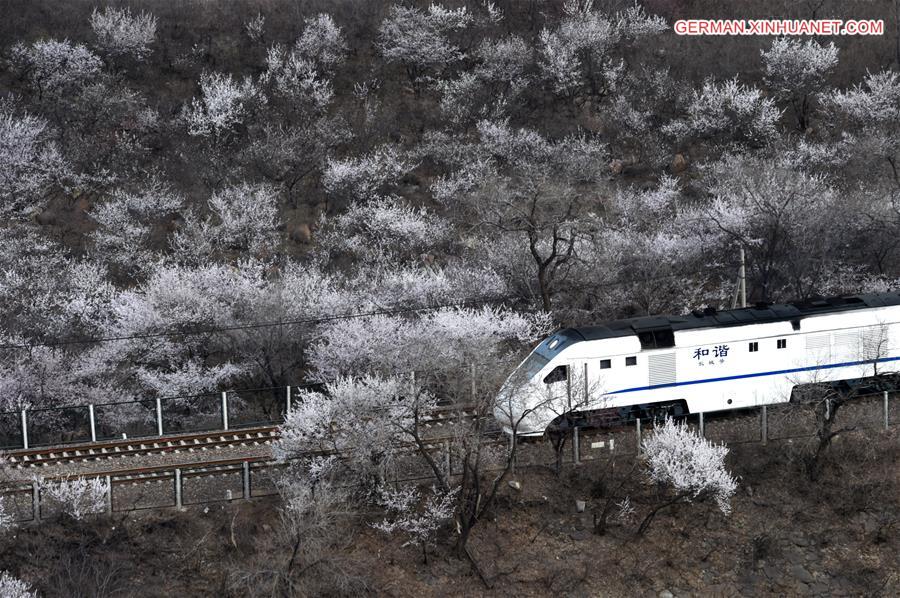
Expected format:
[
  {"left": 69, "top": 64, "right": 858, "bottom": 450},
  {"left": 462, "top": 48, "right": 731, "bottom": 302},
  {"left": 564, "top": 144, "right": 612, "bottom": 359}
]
[{"left": 731, "top": 247, "right": 748, "bottom": 309}]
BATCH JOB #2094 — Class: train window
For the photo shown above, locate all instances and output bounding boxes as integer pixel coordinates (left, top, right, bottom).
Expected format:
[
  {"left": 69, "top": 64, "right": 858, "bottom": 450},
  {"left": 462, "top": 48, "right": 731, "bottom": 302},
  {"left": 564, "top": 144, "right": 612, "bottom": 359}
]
[
  {"left": 638, "top": 328, "right": 675, "bottom": 349},
  {"left": 543, "top": 365, "right": 568, "bottom": 385},
  {"left": 654, "top": 329, "right": 675, "bottom": 348},
  {"left": 777, "top": 338, "right": 787, "bottom": 349},
  {"left": 600, "top": 359, "right": 611, "bottom": 369},
  {"left": 749, "top": 342, "right": 758, "bottom": 352},
  {"left": 625, "top": 356, "right": 637, "bottom": 366}
]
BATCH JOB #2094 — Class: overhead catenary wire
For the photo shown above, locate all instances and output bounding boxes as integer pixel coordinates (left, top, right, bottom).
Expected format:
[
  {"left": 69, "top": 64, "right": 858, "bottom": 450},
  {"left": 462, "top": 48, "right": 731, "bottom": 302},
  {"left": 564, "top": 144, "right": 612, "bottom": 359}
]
[{"left": 0, "top": 264, "right": 731, "bottom": 351}]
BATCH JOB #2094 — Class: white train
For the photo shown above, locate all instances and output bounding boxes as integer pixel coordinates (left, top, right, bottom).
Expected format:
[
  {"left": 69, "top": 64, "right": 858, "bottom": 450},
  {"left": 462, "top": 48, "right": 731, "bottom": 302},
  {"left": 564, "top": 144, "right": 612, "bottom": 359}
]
[{"left": 496, "top": 293, "right": 900, "bottom": 436}]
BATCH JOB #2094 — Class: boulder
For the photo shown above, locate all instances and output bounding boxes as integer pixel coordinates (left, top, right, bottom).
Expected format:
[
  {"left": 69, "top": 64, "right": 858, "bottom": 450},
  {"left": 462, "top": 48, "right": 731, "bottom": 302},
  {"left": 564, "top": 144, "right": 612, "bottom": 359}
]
[
  {"left": 609, "top": 159, "right": 624, "bottom": 175},
  {"left": 289, "top": 222, "right": 312, "bottom": 243},
  {"left": 670, "top": 153, "right": 689, "bottom": 174}
]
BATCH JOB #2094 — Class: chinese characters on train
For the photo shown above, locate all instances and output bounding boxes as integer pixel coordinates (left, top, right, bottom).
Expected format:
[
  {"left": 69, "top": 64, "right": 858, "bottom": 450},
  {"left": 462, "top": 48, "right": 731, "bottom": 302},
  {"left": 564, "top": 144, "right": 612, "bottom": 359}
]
[{"left": 693, "top": 344, "right": 729, "bottom": 366}]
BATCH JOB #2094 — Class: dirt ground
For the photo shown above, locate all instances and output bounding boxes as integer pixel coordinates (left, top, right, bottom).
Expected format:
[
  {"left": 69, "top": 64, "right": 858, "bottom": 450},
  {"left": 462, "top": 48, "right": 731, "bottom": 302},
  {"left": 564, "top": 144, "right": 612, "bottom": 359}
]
[{"left": 2, "top": 429, "right": 898, "bottom": 597}]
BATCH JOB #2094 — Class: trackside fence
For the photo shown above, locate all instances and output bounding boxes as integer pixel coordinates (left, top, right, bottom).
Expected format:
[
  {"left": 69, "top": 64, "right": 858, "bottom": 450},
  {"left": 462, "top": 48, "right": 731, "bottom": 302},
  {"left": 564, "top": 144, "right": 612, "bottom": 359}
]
[
  {"left": 0, "top": 387, "right": 898, "bottom": 523},
  {"left": 0, "top": 386, "right": 300, "bottom": 450}
]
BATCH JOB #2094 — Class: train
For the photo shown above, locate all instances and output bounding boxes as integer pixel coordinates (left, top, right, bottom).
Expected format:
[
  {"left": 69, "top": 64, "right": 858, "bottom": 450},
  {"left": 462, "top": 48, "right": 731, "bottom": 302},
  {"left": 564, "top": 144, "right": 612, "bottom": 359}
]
[{"left": 495, "top": 292, "right": 900, "bottom": 436}]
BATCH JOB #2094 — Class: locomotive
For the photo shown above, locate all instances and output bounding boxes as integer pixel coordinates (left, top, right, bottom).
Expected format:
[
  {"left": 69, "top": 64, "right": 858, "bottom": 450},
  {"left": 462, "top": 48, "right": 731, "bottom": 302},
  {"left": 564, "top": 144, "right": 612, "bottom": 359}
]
[{"left": 495, "top": 293, "right": 900, "bottom": 436}]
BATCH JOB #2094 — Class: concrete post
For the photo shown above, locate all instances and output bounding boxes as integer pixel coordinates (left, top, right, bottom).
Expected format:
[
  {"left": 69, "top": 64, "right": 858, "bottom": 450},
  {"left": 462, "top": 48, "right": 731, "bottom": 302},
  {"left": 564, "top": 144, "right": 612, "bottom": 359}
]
[
  {"left": 221, "top": 391, "right": 229, "bottom": 431},
  {"left": 573, "top": 425, "right": 581, "bottom": 465},
  {"left": 89, "top": 404, "right": 97, "bottom": 442},
  {"left": 174, "top": 469, "right": 182, "bottom": 509},
  {"left": 32, "top": 480, "right": 40, "bottom": 521},
  {"left": 636, "top": 417, "right": 642, "bottom": 455},
  {"left": 243, "top": 461, "right": 251, "bottom": 499},
  {"left": 21, "top": 409, "right": 28, "bottom": 449},
  {"left": 106, "top": 475, "right": 113, "bottom": 513},
  {"left": 156, "top": 397, "right": 163, "bottom": 436},
  {"left": 761, "top": 405, "right": 768, "bottom": 445},
  {"left": 446, "top": 441, "right": 453, "bottom": 477},
  {"left": 885, "top": 391, "right": 890, "bottom": 430},
  {"left": 699, "top": 412, "right": 705, "bottom": 437},
  {"left": 285, "top": 385, "right": 292, "bottom": 416}
]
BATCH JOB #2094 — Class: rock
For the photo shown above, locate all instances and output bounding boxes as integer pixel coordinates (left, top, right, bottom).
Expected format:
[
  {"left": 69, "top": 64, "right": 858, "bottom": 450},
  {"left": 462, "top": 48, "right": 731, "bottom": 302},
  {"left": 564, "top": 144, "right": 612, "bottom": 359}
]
[
  {"left": 575, "top": 500, "right": 586, "bottom": 513},
  {"left": 790, "top": 565, "right": 814, "bottom": 584},
  {"left": 569, "top": 529, "right": 592, "bottom": 541},
  {"left": 33, "top": 209, "right": 56, "bottom": 225},
  {"left": 609, "top": 159, "right": 624, "bottom": 174},
  {"left": 508, "top": 480, "right": 522, "bottom": 491},
  {"left": 670, "top": 153, "right": 689, "bottom": 174},
  {"left": 659, "top": 590, "right": 674, "bottom": 598},
  {"left": 289, "top": 222, "right": 312, "bottom": 243},
  {"left": 791, "top": 534, "right": 811, "bottom": 547}
]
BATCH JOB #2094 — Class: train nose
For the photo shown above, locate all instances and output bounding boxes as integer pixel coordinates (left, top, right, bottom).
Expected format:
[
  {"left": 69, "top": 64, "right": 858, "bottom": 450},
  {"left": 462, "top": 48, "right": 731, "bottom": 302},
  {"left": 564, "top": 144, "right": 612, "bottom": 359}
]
[{"left": 493, "top": 383, "right": 547, "bottom": 436}]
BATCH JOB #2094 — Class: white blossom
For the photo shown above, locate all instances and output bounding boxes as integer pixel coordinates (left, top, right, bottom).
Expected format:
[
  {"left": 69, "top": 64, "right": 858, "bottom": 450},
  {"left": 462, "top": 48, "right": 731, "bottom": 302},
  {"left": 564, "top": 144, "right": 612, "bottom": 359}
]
[
  {"left": 322, "top": 145, "right": 412, "bottom": 200},
  {"left": 273, "top": 375, "right": 431, "bottom": 490},
  {"left": 308, "top": 306, "right": 552, "bottom": 380},
  {"left": 0, "top": 109, "right": 71, "bottom": 212},
  {"left": 828, "top": 70, "right": 900, "bottom": 125},
  {"left": 315, "top": 196, "right": 450, "bottom": 263},
  {"left": 0, "top": 496, "right": 13, "bottom": 531},
  {"left": 377, "top": 4, "right": 471, "bottom": 81},
  {"left": 38, "top": 476, "right": 110, "bottom": 520},
  {"left": 205, "top": 182, "right": 280, "bottom": 253},
  {"left": 643, "top": 417, "right": 737, "bottom": 514},
  {"left": 263, "top": 45, "right": 333, "bottom": 108},
  {"left": 295, "top": 13, "right": 348, "bottom": 71},
  {"left": 9, "top": 39, "right": 102, "bottom": 95},
  {"left": 665, "top": 78, "right": 781, "bottom": 145},
  {"left": 475, "top": 35, "right": 531, "bottom": 84},
  {"left": 244, "top": 12, "right": 265, "bottom": 43},
  {"left": 374, "top": 485, "right": 457, "bottom": 560},
  {"left": 762, "top": 37, "right": 838, "bottom": 99},
  {"left": 0, "top": 572, "right": 34, "bottom": 598},
  {"left": 90, "top": 6, "right": 158, "bottom": 60},
  {"left": 184, "top": 72, "right": 265, "bottom": 138},
  {"left": 90, "top": 182, "right": 182, "bottom": 274}
]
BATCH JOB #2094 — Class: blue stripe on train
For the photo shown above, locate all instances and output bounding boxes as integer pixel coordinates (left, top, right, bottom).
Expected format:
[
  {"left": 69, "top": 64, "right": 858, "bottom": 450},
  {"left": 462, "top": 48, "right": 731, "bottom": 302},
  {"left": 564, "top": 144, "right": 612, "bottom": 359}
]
[{"left": 608, "top": 355, "right": 900, "bottom": 395}]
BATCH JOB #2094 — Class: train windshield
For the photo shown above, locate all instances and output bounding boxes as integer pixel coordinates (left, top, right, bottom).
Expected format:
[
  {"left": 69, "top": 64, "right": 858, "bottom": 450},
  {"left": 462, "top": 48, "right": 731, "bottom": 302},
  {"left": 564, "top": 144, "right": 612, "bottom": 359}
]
[{"left": 515, "top": 329, "right": 582, "bottom": 380}]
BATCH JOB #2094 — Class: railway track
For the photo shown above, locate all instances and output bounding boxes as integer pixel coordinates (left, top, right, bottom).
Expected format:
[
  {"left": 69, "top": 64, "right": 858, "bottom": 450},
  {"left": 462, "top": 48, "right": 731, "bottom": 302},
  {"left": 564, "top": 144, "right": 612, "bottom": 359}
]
[
  {"left": 1, "top": 405, "right": 483, "bottom": 470},
  {"left": 3, "top": 427, "right": 279, "bottom": 469}
]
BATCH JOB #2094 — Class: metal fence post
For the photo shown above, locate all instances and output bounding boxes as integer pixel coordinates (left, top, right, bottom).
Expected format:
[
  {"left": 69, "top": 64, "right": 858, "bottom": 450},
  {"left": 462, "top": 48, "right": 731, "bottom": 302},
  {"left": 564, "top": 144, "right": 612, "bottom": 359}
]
[
  {"left": 885, "top": 391, "right": 890, "bottom": 430},
  {"left": 221, "top": 391, "right": 229, "bottom": 430},
  {"left": 285, "top": 385, "right": 292, "bottom": 416},
  {"left": 573, "top": 425, "right": 581, "bottom": 465},
  {"left": 636, "top": 417, "right": 642, "bottom": 456},
  {"left": 156, "top": 397, "right": 163, "bottom": 436},
  {"left": 106, "top": 475, "right": 113, "bottom": 513},
  {"left": 243, "top": 461, "right": 251, "bottom": 499},
  {"left": 470, "top": 363, "right": 476, "bottom": 402},
  {"left": 89, "top": 404, "right": 97, "bottom": 442},
  {"left": 174, "top": 468, "right": 182, "bottom": 509},
  {"left": 446, "top": 440, "right": 453, "bottom": 477},
  {"left": 761, "top": 405, "right": 768, "bottom": 445},
  {"left": 699, "top": 412, "right": 705, "bottom": 437},
  {"left": 21, "top": 409, "right": 28, "bottom": 449},
  {"left": 32, "top": 480, "right": 40, "bottom": 521}
]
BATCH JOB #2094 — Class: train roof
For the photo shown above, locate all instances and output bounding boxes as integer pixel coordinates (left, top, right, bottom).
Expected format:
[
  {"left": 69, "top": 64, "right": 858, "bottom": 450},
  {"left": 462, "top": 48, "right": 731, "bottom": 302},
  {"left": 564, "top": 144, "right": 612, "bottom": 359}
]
[{"left": 562, "top": 292, "right": 900, "bottom": 342}]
